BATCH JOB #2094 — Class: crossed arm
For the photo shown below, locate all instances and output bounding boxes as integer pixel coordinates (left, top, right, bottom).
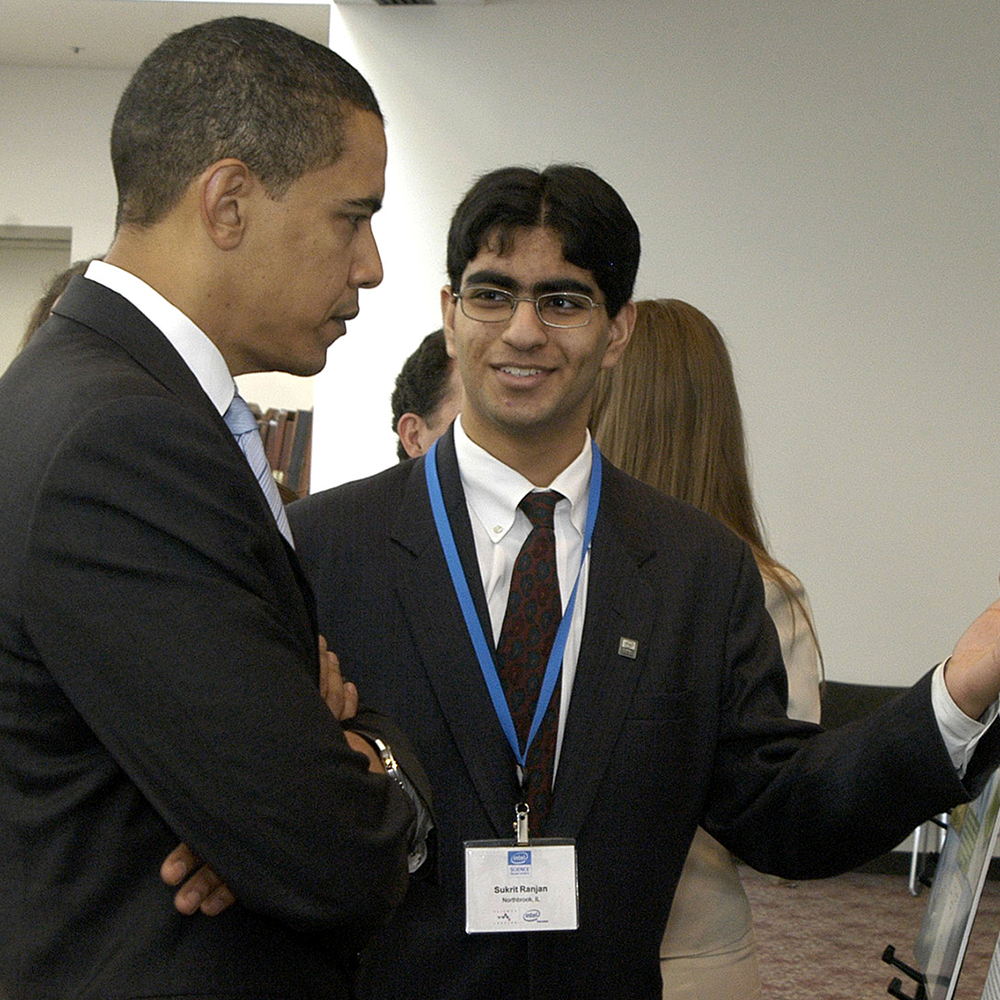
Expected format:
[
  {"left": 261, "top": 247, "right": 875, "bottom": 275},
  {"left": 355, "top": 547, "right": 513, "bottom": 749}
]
[{"left": 161, "top": 635, "right": 386, "bottom": 916}]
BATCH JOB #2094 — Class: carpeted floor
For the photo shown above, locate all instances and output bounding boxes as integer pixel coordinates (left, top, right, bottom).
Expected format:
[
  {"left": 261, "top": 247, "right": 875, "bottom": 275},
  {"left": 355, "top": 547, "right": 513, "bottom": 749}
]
[{"left": 742, "top": 866, "right": 1000, "bottom": 999}]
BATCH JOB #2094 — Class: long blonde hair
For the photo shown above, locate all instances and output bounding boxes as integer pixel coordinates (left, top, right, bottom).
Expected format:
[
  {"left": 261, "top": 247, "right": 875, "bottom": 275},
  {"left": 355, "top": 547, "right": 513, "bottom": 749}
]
[{"left": 592, "top": 298, "right": 822, "bottom": 662}]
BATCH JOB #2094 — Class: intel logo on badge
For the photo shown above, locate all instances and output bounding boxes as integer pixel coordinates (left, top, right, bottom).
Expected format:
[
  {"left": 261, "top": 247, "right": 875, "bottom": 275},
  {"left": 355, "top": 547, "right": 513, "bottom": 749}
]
[
  {"left": 523, "top": 909, "right": 541, "bottom": 922},
  {"left": 507, "top": 849, "right": 531, "bottom": 875}
]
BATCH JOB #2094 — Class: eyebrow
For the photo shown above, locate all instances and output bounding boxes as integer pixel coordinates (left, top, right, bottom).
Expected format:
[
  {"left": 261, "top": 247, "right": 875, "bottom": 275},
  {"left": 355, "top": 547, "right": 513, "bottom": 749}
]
[{"left": 463, "top": 269, "right": 596, "bottom": 297}]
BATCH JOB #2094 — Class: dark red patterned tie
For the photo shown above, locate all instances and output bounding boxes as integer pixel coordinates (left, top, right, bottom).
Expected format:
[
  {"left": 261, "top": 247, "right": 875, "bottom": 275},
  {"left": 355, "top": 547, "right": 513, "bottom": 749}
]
[{"left": 496, "top": 490, "right": 563, "bottom": 835}]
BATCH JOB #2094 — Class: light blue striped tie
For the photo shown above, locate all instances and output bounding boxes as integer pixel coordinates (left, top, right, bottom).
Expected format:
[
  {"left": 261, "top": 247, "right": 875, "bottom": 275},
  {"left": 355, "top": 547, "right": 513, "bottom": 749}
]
[{"left": 223, "top": 392, "right": 294, "bottom": 546}]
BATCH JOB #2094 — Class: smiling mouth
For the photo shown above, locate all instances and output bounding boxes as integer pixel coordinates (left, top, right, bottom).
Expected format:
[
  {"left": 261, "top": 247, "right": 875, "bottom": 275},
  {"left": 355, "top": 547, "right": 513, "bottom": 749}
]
[{"left": 498, "top": 365, "right": 546, "bottom": 377}]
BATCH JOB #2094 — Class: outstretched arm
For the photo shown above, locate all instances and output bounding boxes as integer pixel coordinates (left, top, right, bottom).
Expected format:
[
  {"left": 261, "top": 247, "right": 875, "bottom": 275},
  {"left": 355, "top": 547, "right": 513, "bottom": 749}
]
[{"left": 943, "top": 591, "right": 1000, "bottom": 721}]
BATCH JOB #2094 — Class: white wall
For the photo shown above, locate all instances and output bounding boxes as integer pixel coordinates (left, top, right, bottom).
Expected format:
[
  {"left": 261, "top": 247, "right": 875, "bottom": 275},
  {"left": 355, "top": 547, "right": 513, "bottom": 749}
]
[
  {"left": 0, "top": 62, "right": 312, "bottom": 412},
  {"left": 0, "top": 236, "right": 70, "bottom": 372},
  {"left": 320, "top": 0, "right": 999, "bottom": 686},
  {"left": 0, "top": 64, "right": 126, "bottom": 259},
  {"left": 1, "top": 0, "right": 996, "bottom": 686}
]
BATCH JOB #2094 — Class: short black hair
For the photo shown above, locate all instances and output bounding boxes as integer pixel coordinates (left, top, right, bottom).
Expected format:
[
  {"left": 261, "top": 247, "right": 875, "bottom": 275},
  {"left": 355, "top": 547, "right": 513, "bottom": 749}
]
[
  {"left": 446, "top": 164, "right": 641, "bottom": 319},
  {"left": 391, "top": 329, "right": 454, "bottom": 462},
  {"left": 111, "top": 16, "right": 381, "bottom": 229}
]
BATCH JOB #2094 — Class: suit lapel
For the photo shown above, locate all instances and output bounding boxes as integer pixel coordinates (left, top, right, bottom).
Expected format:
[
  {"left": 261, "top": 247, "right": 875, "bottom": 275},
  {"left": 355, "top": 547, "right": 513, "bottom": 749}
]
[
  {"left": 547, "top": 460, "right": 660, "bottom": 837},
  {"left": 390, "top": 429, "right": 520, "bottom": 837},
  {"left": 391, "top": 441, "right": 663, "bottom": 841},
  {"left": 54, "top": 277, "right": 212, "bottom": 410},
  {"left": 54, "top": 277, "right": 315, "bottom": 637}
]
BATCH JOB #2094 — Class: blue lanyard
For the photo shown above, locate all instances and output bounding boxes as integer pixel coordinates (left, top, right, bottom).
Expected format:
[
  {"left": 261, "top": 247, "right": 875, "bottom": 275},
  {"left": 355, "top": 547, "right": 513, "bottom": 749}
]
[{"left": 424, "top": 438, "right": 602, "bottom": 767}]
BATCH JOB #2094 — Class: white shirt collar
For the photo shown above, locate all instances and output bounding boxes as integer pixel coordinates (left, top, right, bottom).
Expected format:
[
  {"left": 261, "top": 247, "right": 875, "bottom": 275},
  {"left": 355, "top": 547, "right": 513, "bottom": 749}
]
[
  {"left": 84, "top": 260, "right": 236, "bottom": 416},
  {"left": 453, "top": 414, "right": 592, "bottom": 544}
]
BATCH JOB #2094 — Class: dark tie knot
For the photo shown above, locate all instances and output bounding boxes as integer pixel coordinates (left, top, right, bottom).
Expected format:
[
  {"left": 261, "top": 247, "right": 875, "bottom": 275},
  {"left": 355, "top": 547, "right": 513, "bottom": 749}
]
[{"left": 519, "top": 490, "right": 563, "bottom": 530}]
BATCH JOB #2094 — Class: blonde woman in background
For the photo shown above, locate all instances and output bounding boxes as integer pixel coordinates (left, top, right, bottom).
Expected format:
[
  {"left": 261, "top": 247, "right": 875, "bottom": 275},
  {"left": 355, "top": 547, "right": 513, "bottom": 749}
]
[{"left": 591, "top": 298, "right": 823, "bottom": 1000}]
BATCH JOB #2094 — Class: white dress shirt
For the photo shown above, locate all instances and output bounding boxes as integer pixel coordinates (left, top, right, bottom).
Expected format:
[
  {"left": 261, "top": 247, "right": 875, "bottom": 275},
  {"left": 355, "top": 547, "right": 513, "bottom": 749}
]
[
  {"left": 454, "top": 416, "right": 592, "bottom": 778},
  {"left": 84, "top": 260, "right": 236, "bottom": 415}
]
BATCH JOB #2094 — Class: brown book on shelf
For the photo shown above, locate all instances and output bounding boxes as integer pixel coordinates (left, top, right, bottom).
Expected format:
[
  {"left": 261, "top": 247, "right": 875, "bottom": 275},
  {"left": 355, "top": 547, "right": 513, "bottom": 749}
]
[
  {"left": 277, "top": 410, "right": 298, "bottom": 482},
  {"left": 256, "top": 406, "right": 275, "bottom": 455},
  {"left": 300, "top": 429, "right": 312, "bottom": 496},
  {"left": 263, "top": 409, "right": 287, "bottom": 470},
  {"left": 287, "top": 409, "right": 312, "bottom": 496}
]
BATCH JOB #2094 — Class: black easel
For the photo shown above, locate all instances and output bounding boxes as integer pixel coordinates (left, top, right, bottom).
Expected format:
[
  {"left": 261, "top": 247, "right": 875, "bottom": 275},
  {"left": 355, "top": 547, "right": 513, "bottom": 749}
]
[{"left": 884, "top": 944, "right": 928, "bottom": 1000}]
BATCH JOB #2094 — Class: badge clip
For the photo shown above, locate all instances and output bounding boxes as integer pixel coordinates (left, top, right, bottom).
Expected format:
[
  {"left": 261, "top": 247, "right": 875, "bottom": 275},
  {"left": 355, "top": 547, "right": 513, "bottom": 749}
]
[{"left": 514, "top": 803, "right": 530, "bottom": 845}]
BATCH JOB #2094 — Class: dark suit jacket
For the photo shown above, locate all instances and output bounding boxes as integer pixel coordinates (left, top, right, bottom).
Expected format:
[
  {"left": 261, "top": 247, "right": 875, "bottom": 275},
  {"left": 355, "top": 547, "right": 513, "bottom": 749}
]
[
  {"left": 289, "top": 427, "right": 1000, "bottom": 1000},
  {"left": 0, "top": 277, "right": 415, "bottom": 999}
]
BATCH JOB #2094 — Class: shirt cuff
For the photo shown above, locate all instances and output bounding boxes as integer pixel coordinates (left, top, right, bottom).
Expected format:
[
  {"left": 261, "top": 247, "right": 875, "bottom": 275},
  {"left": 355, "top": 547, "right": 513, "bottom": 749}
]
[{"left": 932, "top": 659, "right": 999, "bottom": 777}]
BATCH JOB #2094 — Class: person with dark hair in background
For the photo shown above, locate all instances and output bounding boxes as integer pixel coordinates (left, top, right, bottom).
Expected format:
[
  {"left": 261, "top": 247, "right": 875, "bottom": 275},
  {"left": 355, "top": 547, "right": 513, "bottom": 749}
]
[
  {"left": 19, "top": 258, "right": 95, "bottom": 351},
  {"left": 177, "top": 163, "right": 1000, "bottom": 1000},
  {"left": 592, "top": 297, "right": 823, "bottom": 999},
  {"left": 0, "top": 17, "right": 426, "bottom": 1000},
  {"left": 391, "top": 328, "right": 463, "bottom": 460}
]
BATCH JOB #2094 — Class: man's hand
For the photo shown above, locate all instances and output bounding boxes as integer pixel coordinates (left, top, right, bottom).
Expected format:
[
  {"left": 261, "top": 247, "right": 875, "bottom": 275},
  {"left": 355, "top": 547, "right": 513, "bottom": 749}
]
[
  {"left": 945, "top": 591, "right": 1000, "bottom": 721},
  {"left": 162, "top": 730, "right": 385, "bottom": 919},
  {"left": 319, "top": 635, "right": 382, "bottom": 770},
  {"left": 161, "top": 728, "right": 385, "bottom": 920},
  {"left": 319, "top": 634, "right": 357, "bottom": 721},
  {"left": 161, "top": 843, "right": 235, "bottom": 916}
]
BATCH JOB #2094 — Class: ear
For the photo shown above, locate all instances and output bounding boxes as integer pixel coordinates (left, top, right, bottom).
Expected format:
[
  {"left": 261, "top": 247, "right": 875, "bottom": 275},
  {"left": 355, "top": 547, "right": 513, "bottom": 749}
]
[
  {"left": 397, "top": 412, "right": 430, "bottom": 459},
  {"left": 441, "top": 286, "right": 458, "bottom": 359},
  {"left": 599, "top": 299, "right": 636, "bottom": 370},
  {"left": 199, "top": 159, "right": 255, "bottom": 251}
]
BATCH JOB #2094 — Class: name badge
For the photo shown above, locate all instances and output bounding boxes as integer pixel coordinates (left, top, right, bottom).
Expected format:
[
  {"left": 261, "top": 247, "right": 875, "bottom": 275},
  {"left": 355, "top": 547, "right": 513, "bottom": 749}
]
[{"left": 464, "top": 839, "right": 579, "bottom": 933}]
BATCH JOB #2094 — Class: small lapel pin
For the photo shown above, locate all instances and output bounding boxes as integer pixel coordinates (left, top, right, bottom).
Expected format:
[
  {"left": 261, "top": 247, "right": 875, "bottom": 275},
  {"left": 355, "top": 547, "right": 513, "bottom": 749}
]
[{"left": 618, "top": 637, "right": 638, "bottom": 659}]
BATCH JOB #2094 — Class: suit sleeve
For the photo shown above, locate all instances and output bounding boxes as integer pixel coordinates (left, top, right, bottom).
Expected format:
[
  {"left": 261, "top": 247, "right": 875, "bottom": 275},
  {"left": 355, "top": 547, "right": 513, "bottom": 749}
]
[
  {"left": 703, "top": 542, "right": 995, "bottom": 879},
  {"left": 20, "top": 394, "right": 414, "bottom": 934},
  {"left": 290, "top": 493, "right": 436, "bottom": 868}
]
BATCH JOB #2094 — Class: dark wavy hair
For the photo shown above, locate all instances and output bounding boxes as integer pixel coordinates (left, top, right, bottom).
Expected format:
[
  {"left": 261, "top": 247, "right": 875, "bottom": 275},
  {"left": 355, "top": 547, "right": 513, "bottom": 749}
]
[{"left": 390, "top": 330, "right": 454, "bottom": 462}]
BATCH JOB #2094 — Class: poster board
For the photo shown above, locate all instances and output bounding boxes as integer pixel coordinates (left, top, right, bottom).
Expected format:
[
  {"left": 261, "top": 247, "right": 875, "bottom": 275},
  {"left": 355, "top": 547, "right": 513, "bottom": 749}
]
[
  {"left": 914, "top": 769, "right": 1000, "bottom": 999},
  {"left": 982, "top": 928, "right": 1000, "bottom": 1000}
]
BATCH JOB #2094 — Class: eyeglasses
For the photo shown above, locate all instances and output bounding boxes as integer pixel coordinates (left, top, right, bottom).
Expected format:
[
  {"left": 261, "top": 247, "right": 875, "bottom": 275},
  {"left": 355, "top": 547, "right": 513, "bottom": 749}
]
[{"left": 453, "top": 286, "right": 605, "bottom": 329}]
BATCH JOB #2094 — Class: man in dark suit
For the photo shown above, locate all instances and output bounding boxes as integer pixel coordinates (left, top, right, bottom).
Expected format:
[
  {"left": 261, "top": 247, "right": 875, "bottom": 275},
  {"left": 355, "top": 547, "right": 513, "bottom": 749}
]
[
  {"left": 391, "top": 328, "right": 463, "bottom": 460},
  {"left": 178, "top": 165, "right": 1000, "bottom": 998},
  {"left": 0, "top": 17, "right": 424, "bottom": 1000}
]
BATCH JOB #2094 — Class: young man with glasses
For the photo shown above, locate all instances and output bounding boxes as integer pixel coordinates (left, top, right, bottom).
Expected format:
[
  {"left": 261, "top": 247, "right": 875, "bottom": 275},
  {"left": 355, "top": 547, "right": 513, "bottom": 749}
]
[{"left": 177, "top": 164, "right": 1000, "bottom": 1000}]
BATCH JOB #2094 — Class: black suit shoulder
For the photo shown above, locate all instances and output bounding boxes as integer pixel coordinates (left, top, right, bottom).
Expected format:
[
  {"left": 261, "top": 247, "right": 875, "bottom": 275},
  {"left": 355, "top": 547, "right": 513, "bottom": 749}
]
[
  {"left": 597, "top": 457, "right": 744, "bottom": 552},
  {"left": 293, "top": 458, "right": 417, "bottom": 528},
  {"left": 290, "top": 458, "right": 425, "bottom": 575},
  {"left": 589, "top": 457, "right": 756, "bottom": 624}
]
